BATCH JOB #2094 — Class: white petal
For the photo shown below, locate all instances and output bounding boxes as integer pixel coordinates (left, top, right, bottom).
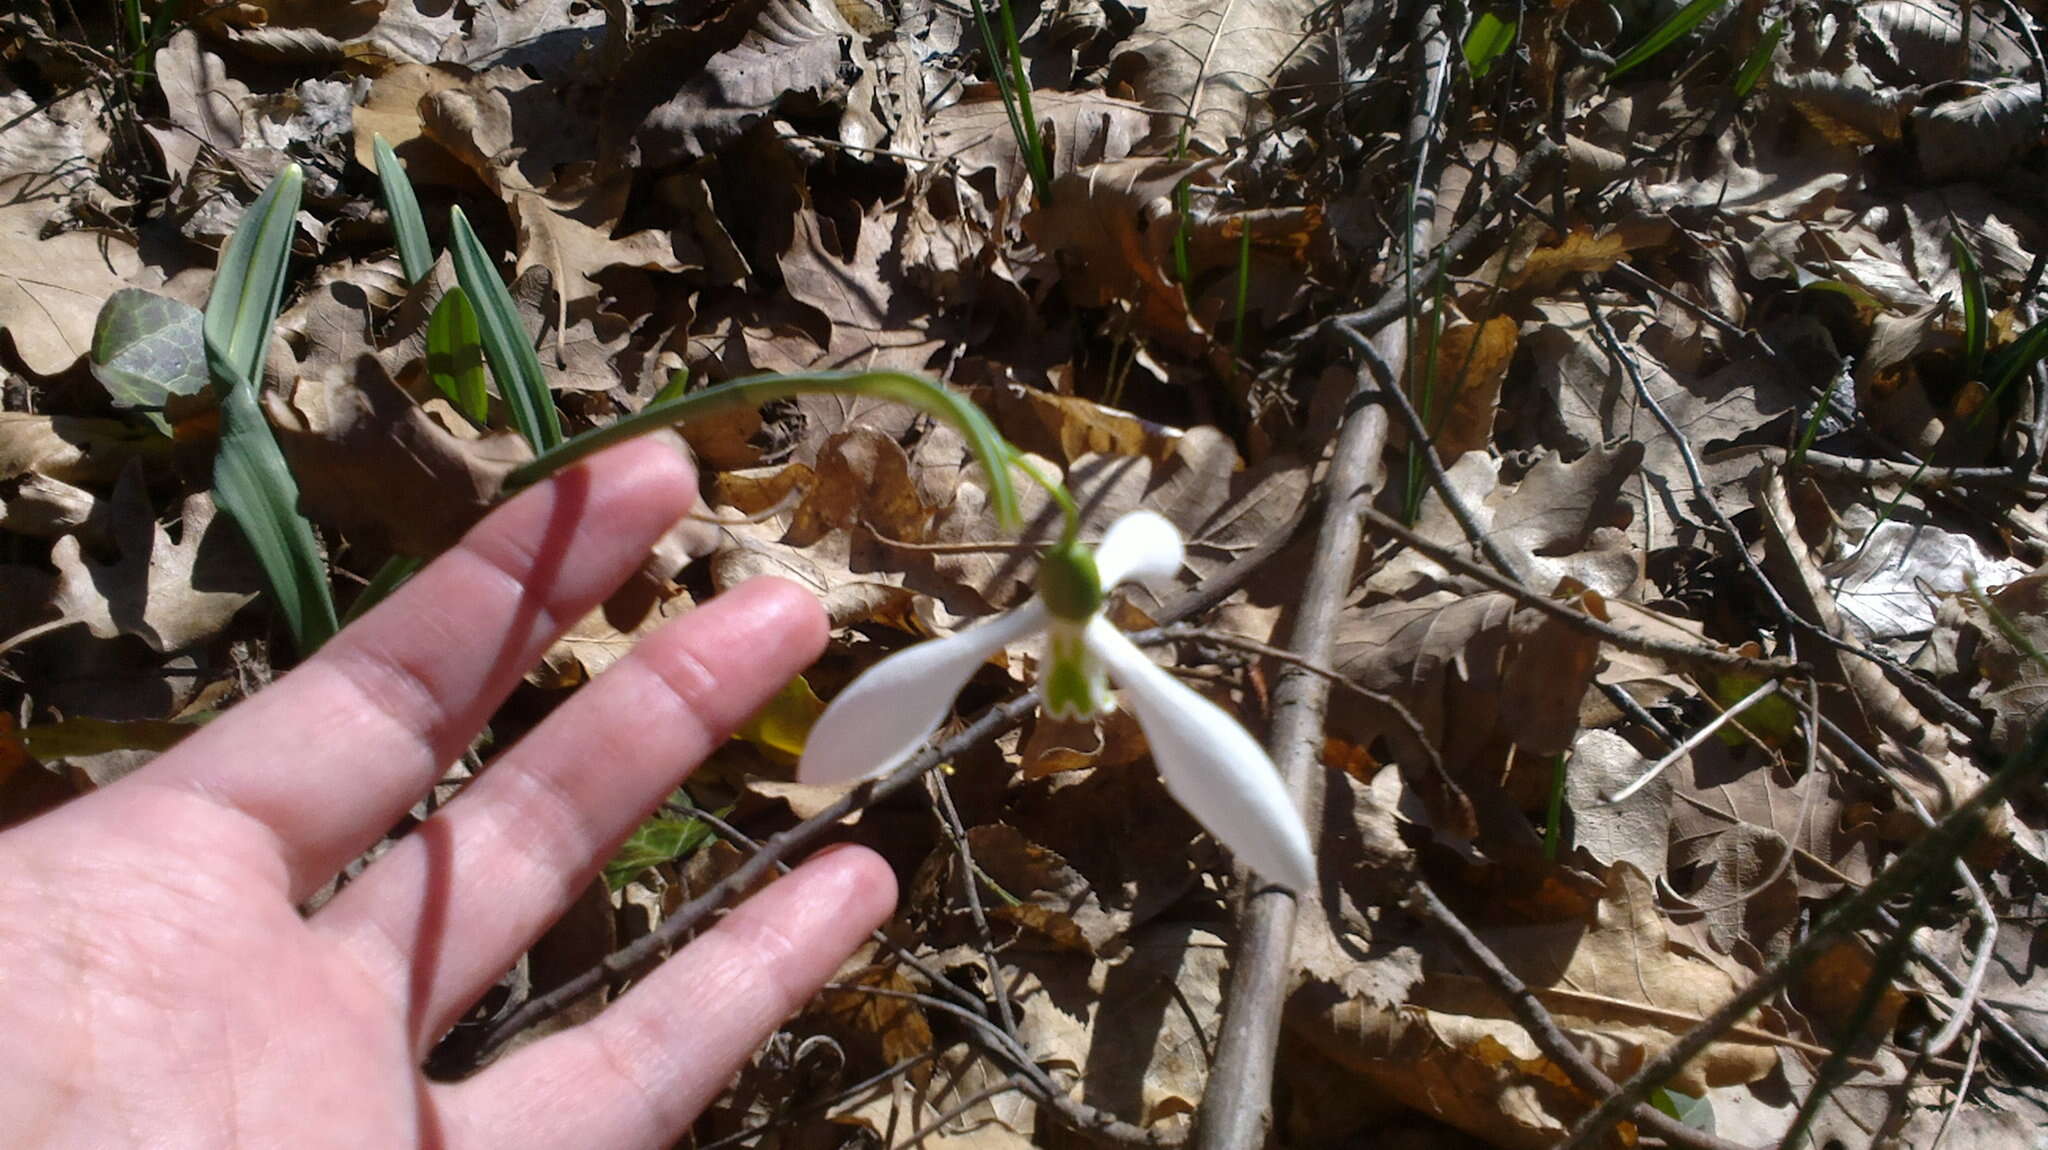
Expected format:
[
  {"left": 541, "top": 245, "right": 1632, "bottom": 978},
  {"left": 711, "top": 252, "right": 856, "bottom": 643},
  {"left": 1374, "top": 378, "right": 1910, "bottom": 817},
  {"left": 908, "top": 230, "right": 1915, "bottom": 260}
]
[
  {"left": 798, "top": 602, "right": 1050, "bottom": 785},
  {"left": 1085, "top": 619, "right": 1316, "bottom": 890},
  {"left": 1093, "top": 510, "right": 1185, "bottom": 591}
]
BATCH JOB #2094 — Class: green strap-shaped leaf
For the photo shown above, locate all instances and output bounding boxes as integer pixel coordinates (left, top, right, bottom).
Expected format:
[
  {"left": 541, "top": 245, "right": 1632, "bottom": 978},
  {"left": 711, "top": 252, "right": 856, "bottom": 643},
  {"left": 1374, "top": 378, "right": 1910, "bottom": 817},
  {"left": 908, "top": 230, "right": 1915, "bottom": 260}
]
[
  {"left": 1608, "top": 0, "right": 1727, "bottom": 81},
  {"left": 374, "top": 134, "right": 435, "bottom": 286},
  {"left": 449, "top": 206, "right": 563, "bottom": 451},
  {"left": 205, "top": 165, "right": 303, "bottom": 389},
  {"left": 203, "top": 164, "right": 339, "bottom": 654},
  {"left": 426, "top": 286, "right": 490, "bottom": 425},
  {"left": 1732, "top": 17, "right": 1784, "bottom": 98}
]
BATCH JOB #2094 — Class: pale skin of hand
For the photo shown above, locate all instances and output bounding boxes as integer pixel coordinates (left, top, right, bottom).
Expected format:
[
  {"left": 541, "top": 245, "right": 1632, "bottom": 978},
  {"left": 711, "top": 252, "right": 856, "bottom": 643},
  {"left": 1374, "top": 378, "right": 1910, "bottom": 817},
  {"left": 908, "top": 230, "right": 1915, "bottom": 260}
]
[{"left": 0, "top": 437, "right": 897, "bottom": 1148}]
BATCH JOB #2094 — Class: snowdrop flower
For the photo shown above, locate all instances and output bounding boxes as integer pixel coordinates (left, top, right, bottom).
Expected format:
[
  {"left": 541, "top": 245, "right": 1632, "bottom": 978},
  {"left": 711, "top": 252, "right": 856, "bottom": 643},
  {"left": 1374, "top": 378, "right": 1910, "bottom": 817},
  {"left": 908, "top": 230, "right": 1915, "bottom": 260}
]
[{"left": 798, "top": 510, "right": 1316, "bottom": 891}]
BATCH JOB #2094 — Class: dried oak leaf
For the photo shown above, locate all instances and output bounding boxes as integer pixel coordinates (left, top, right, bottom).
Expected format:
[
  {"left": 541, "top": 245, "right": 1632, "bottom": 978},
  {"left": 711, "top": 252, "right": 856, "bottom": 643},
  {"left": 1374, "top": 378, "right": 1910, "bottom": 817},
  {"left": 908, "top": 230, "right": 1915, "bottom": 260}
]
[
  {"left": 1296, "top": 865, "right": 1780, "bottom": 1150},
  {"left": 1954, "top": 563, "right": 2048, "bottom": 756},
  {"left": 50, "top": 466, "right": 258, "bottom": 653},
  {"left": 1108, "top": 0, "right": 1320, "bottom": 152},
  {"left": 265, "top": 355, "right": 530, "bottom": 557}
]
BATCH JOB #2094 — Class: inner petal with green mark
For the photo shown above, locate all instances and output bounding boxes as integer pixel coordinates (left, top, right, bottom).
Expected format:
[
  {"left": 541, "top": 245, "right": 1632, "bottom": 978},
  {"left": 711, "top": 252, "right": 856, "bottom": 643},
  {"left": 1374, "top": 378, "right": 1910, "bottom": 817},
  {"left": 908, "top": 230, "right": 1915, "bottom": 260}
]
[{"left": 1042, "top": 618, "right": 1110, "bottom": 720}]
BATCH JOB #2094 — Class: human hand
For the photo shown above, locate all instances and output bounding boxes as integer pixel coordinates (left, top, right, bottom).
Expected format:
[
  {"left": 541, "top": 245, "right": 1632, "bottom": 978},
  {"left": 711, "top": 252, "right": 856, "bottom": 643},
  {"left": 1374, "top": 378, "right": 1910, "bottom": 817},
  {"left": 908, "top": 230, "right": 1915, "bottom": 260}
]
[{"left": 0, "top": 438, "right": 897, "bottom": 1148}]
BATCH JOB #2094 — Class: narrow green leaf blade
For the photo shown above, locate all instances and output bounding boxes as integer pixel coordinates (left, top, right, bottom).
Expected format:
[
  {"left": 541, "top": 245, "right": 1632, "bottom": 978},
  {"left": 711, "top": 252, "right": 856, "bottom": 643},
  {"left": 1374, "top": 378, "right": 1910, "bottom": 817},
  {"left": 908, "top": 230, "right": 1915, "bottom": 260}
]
[
  {"left": 213, "top": 374, "right": 339, "bottom": 652},
  {"left": 1608, "top": 0, "right": 1727, "bottom": 81},
  {"left": 203, "top": 164, "right": 303, "bottom": 389},
  {"left": 426, "top": 286, "right": 490, "bottom": 425},
  {"left": 1984, "top": 316, "right": 2048, "bottom": 406},
  {"left": 1952, "top": 229, "right": 1987, "bottom": 382},
  {"left": 203, "top": 164, "right": 338, "bottom": 655},
  {"left": 1732, "top": 16, "right": 1785, "bottom": 97},
  {"left": 373, "top": 133, "right": 435, "bottom": 286},
  {"left": 449, "top": 206, "right": 563, "bottom": 450}
]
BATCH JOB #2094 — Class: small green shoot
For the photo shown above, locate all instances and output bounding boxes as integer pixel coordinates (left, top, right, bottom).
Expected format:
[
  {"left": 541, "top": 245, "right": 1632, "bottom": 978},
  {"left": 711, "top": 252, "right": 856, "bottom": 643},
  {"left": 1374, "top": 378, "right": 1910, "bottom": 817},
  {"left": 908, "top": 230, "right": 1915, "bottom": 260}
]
[
  {"left": 449, "top": 206, "right": 564, "bottom": 451},
  {"left": 203, "top": 164, "right": 340, "bottom": 654},
  {"left": 1732, "top": 16, "right": 1784, "bottom": 98},
  {"left": 968, "top": 0, "right": 1052, "bottom": 203},
  {"left": 426, "top": 287, "right": 490, "bottom": 425},
  {"left": 1981, "top": 315, "right": 2048, "bottom": 415},
  {"left": 1608, "top": 0, "right": 1729, "bottom": 81},
  {"left": 372, "top": 134, "right": 435, "bottom": 286},
  {"left": 1953, "top": 229, "right": 1988, "bottom": 383},
  {"left": 1463, "top": 12, "right": 1517, "bottom": 79}
]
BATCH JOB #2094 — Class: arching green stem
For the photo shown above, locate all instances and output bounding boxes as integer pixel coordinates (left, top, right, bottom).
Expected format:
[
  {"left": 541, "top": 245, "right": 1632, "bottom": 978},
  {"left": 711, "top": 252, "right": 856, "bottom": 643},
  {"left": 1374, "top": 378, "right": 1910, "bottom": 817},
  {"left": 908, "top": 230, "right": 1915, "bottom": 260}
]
[
  {"left": 1008, "top": 450, "right": 1081, "bottom": 549},
  {"left": 504, "top": 370, "right": 1023, "bottom": 531}
]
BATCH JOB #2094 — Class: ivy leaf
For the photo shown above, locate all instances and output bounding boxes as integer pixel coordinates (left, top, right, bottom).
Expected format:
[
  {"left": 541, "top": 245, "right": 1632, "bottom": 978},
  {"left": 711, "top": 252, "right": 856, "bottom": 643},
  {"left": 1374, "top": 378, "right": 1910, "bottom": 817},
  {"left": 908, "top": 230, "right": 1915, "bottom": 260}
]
[
  {"left": 91, "top": 289, "right": 208, "bottom": 425},
  {"left": 603, "top": 800, "right": 724, "bottom": 891}
]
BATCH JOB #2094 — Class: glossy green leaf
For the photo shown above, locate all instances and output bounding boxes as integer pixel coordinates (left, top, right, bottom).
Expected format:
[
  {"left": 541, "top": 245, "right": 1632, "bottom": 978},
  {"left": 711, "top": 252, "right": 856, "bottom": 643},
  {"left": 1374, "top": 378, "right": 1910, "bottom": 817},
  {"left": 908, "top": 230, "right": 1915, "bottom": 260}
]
[
  {"left": 204, "top": 165, "right": 338, "bottom": 655},
  {"left": 1732, "top": 16, "right": 1784, "bottom": 97},
  {"left": 1464, "top": 12, "right": 1517, "bottom": 79},
  {"left": 426, "top": 286, "right": 489, "bottom": 425},
  {"left": 1608, "top": 0, "right": 1727, "bottom": 81},
  {"left": 91, "top": 288, "right": 208, "bottom": 416},
  {"left": 449, "top": 206, "right": 562, "bottom": 450},
  {"left": 603, "top": 800, "right": 725, "bottom": 891},
  {"left": 373, "top": 133, "right": 434, "bottom": 286}
]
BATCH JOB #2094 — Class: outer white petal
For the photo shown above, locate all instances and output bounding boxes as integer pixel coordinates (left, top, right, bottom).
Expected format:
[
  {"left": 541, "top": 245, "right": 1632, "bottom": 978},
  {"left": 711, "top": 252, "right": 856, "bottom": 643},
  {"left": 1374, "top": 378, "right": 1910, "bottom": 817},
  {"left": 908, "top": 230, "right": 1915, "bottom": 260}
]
[
  {"left": 798, "top": 602, "right": 1050, "bottom": 785},
  {"left": 1085, "top": 619, "right": 1316, "bottom": 890},
  {"left": 1093, "top": 510, "right": 1185, "bottom": 591}
]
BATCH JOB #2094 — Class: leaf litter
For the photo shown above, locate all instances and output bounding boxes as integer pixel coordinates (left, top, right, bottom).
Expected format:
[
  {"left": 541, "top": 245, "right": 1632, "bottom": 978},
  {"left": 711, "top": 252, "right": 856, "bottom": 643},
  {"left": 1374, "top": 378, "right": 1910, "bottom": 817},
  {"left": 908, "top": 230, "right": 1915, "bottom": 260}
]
[{"left": 4, "top": 0, "right": 2048, "bottom": 1146}]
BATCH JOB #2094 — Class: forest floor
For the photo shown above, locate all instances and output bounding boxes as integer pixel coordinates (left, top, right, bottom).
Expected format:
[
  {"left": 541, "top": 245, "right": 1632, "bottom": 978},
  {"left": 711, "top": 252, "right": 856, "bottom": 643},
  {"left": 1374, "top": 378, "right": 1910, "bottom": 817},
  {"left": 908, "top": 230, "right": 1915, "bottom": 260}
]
[{"left": 3, "top": 0, "right": 2048, "bottom": 1146}]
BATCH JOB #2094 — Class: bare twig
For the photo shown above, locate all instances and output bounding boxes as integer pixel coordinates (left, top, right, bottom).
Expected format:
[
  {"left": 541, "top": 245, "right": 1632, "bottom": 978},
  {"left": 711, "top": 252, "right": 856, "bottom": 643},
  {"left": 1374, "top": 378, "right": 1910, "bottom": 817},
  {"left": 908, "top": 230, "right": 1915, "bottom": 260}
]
[
  {"left": 1407, "top": 879, "right": 1760, "bottom": 1150},
  {"left": 1559, "top": 719, "right": 2048, "bottom": 1150},
  {"left": 1599, "top": 679, "right": 1784, "bottom": 805},
  {"left": 1359, "top": 504, "right": 1801, "bottom": 676}
]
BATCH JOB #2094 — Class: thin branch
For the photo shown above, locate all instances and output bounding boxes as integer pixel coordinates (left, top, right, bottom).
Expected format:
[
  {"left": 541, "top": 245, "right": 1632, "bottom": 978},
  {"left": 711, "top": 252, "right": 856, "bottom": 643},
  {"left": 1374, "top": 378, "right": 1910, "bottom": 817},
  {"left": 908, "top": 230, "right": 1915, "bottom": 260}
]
[
  {"left": 1359, "top": 504, "right": 1801, "bottom": 676},
  {"left": 1559, "top": 718, "right": 2048, "bottom": 1150},
  {"left": 1408, "top": 879, "right": 1760, "bottom": 1150}
]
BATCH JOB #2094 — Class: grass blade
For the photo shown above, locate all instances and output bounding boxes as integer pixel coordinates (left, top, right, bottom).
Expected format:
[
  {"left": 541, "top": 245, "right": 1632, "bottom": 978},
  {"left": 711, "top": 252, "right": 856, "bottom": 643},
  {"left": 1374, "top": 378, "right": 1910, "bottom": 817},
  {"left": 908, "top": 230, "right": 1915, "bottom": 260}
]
[
  {"left": 1982, "top": 316, "right": 2048, "bottom": 414},
  {"left": 1732, "top": 16, "right": 1784, "bottom": 98},
  {"left": 373, "top": 133, "right": 434, "bottom": 286},
  {"left": 1952, "top": 229, "right": 1988, "bottom": 383},
  {"left": 1608, "top": 0, "right": 1727, "bottom": 81},
  {"left": 426, "top": 286, "right": 490, "bottom": 425},
  {"left": 449, "top": 206, "right": 563, "bottom": 450},
  {"left": 203, "top": 163, "right": 339, "bottom": 655}
]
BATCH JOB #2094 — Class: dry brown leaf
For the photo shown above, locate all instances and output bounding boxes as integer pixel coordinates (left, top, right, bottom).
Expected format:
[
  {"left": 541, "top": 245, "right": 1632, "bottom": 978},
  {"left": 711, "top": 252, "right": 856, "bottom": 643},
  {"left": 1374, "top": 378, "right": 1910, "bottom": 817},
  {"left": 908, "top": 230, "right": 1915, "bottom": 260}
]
[
  {"left": 1300, "top": 866, "right": 1780, "bottom": 1149},
  {"left": 0, "top": 413, "right": 169, "bottom": 487},
  {"left": 50, "top": 468, "right": 258, "bottom": 653},
  {"left": 927, "top": 88, "right": 1155, "bottom": 204},
  {"left": 1107, "top": 0, "right": 1319, "bottom": 152},
  {"left": 630, "top": 0, "right": 858, "bottom": 165},
  {"left": 0, "top": 205, "right": 155, "bottom": 377},
  {"left": 818, "top": 964, "right": 937, "bottom": 1067},
  {"left": 1420, "top": 316, "right": 1519, "bottom": 459},
  {"left": 266, "top": 356, "right": 530, "bottom": 558}
]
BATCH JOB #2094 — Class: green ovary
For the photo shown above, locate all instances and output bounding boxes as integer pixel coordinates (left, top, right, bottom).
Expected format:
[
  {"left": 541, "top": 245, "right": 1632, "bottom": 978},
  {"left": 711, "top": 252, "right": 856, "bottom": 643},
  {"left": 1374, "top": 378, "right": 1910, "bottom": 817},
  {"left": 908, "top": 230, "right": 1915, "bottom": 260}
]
[{"left": 1042, "top": 621, "right": 1110, "bottom": 720}]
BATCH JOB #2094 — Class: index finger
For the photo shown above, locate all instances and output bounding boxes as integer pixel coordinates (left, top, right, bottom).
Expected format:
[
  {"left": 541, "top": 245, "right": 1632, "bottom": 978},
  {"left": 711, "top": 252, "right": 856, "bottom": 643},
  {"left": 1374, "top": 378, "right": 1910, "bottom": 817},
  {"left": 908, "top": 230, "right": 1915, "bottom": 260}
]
[{"left": 136, "top": 435, "right": 698, "bottom": 899}]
